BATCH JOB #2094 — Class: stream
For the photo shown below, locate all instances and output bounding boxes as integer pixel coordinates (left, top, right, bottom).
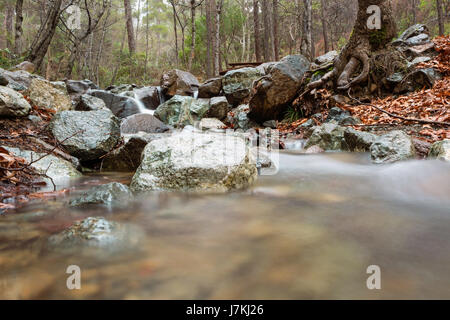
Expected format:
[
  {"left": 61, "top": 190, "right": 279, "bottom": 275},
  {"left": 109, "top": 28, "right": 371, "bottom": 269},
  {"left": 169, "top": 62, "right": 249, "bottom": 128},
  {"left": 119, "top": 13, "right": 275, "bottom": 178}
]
[{"left": 1, "top": 152, "right": 449, "bottom": 299}]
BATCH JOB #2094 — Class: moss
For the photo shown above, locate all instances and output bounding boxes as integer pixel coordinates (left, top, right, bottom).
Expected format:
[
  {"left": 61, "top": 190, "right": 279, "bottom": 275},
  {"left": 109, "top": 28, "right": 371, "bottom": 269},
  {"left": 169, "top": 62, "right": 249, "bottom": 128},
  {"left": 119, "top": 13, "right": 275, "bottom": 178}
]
[{"left": 369, "top": 25, "right": 389, "bottom": 49}]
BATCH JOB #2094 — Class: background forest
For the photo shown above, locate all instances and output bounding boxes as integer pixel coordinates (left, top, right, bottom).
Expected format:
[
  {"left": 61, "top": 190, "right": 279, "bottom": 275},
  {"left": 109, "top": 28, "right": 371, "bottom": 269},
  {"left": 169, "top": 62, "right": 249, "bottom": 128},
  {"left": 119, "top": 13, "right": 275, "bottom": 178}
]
[{"left": 1, "top": 0, "right": 449, "bottom": 87}]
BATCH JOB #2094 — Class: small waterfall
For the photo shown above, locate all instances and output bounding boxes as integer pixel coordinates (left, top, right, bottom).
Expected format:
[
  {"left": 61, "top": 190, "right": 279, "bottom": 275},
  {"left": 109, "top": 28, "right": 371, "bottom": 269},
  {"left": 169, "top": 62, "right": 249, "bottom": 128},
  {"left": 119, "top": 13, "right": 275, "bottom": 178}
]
[
  {"left": 157, "top": 86, "right": 166, "bottom": 104},
  {"left": 193, "top": 90, "right": 199, "bottom": 99},
  {"left": 132, "top": 92, "right": 154, "bottom": 115}
]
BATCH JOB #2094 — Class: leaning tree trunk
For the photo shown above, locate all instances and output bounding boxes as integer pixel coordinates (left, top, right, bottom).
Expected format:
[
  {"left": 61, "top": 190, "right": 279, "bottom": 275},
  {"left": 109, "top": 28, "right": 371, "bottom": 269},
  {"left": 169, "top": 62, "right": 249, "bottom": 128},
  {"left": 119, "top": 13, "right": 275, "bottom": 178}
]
[{"left": 308, "top": 0, "right": 397, "bottom": 91}]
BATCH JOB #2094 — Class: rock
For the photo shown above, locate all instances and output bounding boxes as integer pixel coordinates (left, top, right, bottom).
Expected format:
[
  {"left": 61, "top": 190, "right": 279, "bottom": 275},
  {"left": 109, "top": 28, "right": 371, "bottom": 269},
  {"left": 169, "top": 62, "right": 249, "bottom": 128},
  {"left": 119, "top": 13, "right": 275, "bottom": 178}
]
[
  {"left": 222, "top": 67, "right": 264, "bottom": 105},
  {"left": 0, "top": 68, "right": 37, "bottom": 90},
  {"left": 4, "top": 146, "right": 82, "bottom": 186},
  {"left": 133, "top": 86, "right": 161, "bottom": 110},
  {"left": 0, "top": 86, "right": 32, "bottom": 117},
  {"left": 249, "top": 55, "right": 310, "bottom": 122},
  {"left": 314, "top": 51, "right": 338, "bottom": 66},
  {"left": 395, "top": 68, "right": 442, "bottom": 93},
  {"left": 263, "top": 120, "right": 278, "bottom": 129},
  {"left": 101, "top": 133, "right": 164, "bottom": 172},
  {"left": 26, "top": 78, "right": 72, "bottom": 112},
  {"left": 0, "top": 72, "right": 9, "bottom": 86},
  {"left": 304, "top": 145, "right": 325, "bottom": 154},
  {"left": 160, "top": 69, "right": 200, "bottom": 97},
  {"left": 47, "top": 217, "right": 143, "bottom": 252},
  {"left": 386, "top": 72, "right": 404, "bottom": 86},
  {"left": 343, "top": 128, "right": 377, "bottom": 152},
  {"left": 12, "top": 61, "right": 36, "bottom": 73},
  {"left": 326, "top": 107, "right": 361, "bottom": 125},
  {"left": 412, "top": 138, "right": 432, "bottom": 159},
  {"left": 297, "top": 119, "right": 316, "bottom": 138},
  {"left": 329, "top": 94, "right": 350, "bottom": 106},
  {"left": 398, "top": 24, "right": 429, "bottom": 41},
  {"left": 130, "top": 131, "right": 258, "bottom": 192},
  {"left": 304, "top": 123, "right": 347, "bottom": 151},
  {"left": 66, "top": 79, "right": 98, "bottom": 95},
  {"left": 256, "top": 62, "right": 276, "bottom": 74},
  {"left": 50, "top": 109, "right": 121, "bottom": 161},
  {"left": 405, "top": 42, "right": 435, "bottom": 57},
  {"left": 428, "top": 139, "right": 450, "bottom": 162},
  {"left": 405, "top": 34, "right": 430, "bottom": 46},
  {"left": 75, "top": 94, "right": 107, "bottom": 111},
  {"left": 107, "top": 84, "right": 137, "bottom": 94},
  {"left": 88, "top": 90, "right": 140, "bottom": 118},
  {"left": 206, "top": 96, "right": 230, "bottom": 120},
  {"left": 370, "top": 130, "right": 416, "bottom": 163},
  {"left": 407, "top": 56, "right": 431, "bottom": 69},
  {"left": 198, "top": 77, "right": 222, "bottom": 98},
  {"left": 70, "top": 183, "right": 133, "bottom": 207},
  {"left": 198, "top": 118, "right": 226, "bottom": 130},
  {"left": 121, "top": 113, "right": 169, "bottom": 134},
  {"left": 227, "top": 104, "right": 258, "bottom": 131},
  {"left": 154, "top": 95, "right": 210, "bottom": 127}
]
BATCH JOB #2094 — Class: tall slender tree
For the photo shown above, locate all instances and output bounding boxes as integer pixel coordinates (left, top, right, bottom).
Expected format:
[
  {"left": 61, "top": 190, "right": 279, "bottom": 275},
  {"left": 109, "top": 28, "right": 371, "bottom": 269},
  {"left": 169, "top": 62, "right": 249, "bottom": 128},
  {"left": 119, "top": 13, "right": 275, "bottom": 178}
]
[
  {"left": 436, "top": 0, "right": 445, "bottom": 36},
  {"left": 262, "top": 0, "right": 271, "bottom": 61},
  {"left": 124, "top": 0, "right": 136, "bottom": 55},
  {"left": 253, "top": 0, "right": 262, "bottom": 62},
  {"left": 272, "top": 0, "right": 279, "bottom": 61},
  {"left": 214, "top": 0, "right": 224, "bottom": 75},
  {"left": 14, "top": 0, "right": 24, "bottom": 55},
  {"left": 301, "top": 0, "right": 313, "bottom": 60},
  {"left": 320, "top": 0, "right": 330, "bottom": 53}
]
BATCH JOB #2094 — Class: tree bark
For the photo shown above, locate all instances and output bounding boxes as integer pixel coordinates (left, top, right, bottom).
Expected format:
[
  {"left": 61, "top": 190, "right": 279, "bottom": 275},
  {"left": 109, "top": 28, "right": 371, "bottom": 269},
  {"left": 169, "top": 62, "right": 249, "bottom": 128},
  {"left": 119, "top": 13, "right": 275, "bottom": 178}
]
[
  {"left": 308, "top": 0, "right": 397, "bottom": 90},
  {"left": 14, "top": 0, "right": 24, "bottom": 55},
  {"left": 5, "top": 3, "right": 14, "bottom": 53},
  {"left": 214, "top": 0, "right": 223, "bottom": 76},
  {"left": 169, "top": 0, "right": 179, "bottom": 66},
  {"left": 124, "top": 0, "right": 136, "bottom": 55},
  {"left": 436, "top": 0, "right": 445, "bottom": 36},
  {"left": 320, "top": 0, "right": 330, "bottom": 53},
  {"left": 272, "top": 0, "right": 279, "bottom": 61},
  {"left": 206, "top": 0, "right": 213, "bottom": 77},
  {"left": 188, "top": 0, "right": 197, "bottom": 71},
  {"left": 253, "top": 0, "right": 262, "bottom": 62},
  {"left": 262, "top": 0, "right": 271, "bottom": 61}
]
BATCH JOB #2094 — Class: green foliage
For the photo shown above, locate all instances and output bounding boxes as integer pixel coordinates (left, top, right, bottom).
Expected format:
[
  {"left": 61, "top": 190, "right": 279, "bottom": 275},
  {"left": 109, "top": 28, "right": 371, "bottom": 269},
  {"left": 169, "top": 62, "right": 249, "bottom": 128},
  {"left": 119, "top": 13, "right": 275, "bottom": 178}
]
[{"left": 284, "top": 106, "right": 303, "bottom": 123}]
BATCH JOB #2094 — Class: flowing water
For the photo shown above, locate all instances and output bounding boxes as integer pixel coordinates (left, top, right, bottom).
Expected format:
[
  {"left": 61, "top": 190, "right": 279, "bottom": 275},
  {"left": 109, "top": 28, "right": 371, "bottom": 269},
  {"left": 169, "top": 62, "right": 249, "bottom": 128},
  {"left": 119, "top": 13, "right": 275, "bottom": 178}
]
[{"left": 1, "top": 152, "right": 449, "bottom": 299}]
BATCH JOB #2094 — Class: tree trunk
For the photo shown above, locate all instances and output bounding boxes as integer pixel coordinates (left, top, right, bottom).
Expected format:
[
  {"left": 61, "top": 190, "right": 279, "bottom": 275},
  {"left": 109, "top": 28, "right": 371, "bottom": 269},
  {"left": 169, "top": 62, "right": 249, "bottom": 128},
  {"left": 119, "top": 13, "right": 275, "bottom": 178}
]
[
  {"left": 171, "top": 1, "right": 179, "bottom": 66},
  {"left": 253, "top": 0, "right": 262, "bottom": 62},
  {"left": 411, "top": 0, "right": 417, "bottom": 24},
  {"left": 272, "top": 0, "right": 279, "bottom": 61},
  {"left": 308, "top": 0, "right": 397, "bottom": 90},
  {"left": 262, "top": 0, "right": 271, "bottom": 61},
  {"left": 135, "top": 0, "right": 141, "bottom": 44},
  {"left": 124, "top": 0, "right": 136, "bottom": 55},
  {"left": 27, "top": 0, "right": 63, "bottom": 71},
  {"left": 188, "top": 0, "right": 196, "bottom": 71},
  {"left": 301, "top": 0, "right": 313, "bottom": 60},
  {"left": 206, "top": 0, "right": 213, "bottom": 78},
  {"left": 145, "top": 0, "right": 150, "bottom": 77},
  {"left": 14, "top": 0, "right": 24, "bottom": 55},
  {"left": 214, "top": 0, "right": 223, "bottom": 76},
  {"left": 5, "top": 3, "right": 14, "bottom": 53},
  {"left": 320, "top": 0, "right": 330, "bottom": 53},
  {"left": 436, "top": 0, "right": 445, "bottom": 36}
]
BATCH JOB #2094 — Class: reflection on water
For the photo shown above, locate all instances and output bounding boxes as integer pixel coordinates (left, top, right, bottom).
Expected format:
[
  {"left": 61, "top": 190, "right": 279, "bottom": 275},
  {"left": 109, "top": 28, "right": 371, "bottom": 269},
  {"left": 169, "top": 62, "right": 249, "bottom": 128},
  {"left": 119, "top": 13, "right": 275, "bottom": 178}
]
[{"left": 1, "top": 152, "right": 449, "bottom": 299}]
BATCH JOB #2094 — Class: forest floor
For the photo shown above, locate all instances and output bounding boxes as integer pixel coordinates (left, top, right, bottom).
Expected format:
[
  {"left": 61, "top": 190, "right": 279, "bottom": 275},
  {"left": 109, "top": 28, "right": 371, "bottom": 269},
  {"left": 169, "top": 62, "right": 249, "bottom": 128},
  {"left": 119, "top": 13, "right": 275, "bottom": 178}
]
[{"left": 279, "top": 36, "right": 450, "bottom": 146}]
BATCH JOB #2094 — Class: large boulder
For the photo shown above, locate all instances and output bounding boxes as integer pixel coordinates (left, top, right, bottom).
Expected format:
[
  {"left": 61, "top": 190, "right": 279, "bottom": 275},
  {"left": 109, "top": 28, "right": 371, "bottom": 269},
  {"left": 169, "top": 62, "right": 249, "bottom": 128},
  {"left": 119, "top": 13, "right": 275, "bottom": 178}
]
[
  {"left": 370, "top": 130, "right": 416, "bottom": 163},
  {"left": 394, "top": 68, "right": 442, "bottom": 93},
  {"left": 226, "top": 104, "right": 258, "bottom": 131},
  {"left": 160, "top": 69, "right": 199, "bottom": 97},
  {"left": 12, "top": 61, "right": 36, "bottom": 73},
  {"left": 206, "top": 96, "right": 230, "bottom": 120},
  {"left": 88, "top": 90, "right": 140, "bottom": 118},
  {"left": 66, "top": 79, "right": 98, "bottom": 96},
  {"left": 222, "top": 67, "right": 264, "bottom": 105},
  {"left": 120, "top": 113, "right": 169, "bottom": 134},
  {"left": 130, "top": 131, "right": 258, "bottom": 192},
  {"left": 50, "top": 109, "right": 121, "bottom": 161},
  {"left": 304, "top": 123, "right": 347, "bottom": 151},
  {"left": 70, "top": 183, "right": 133, "bottom": 207},
  {"left": 25, "top": 78, "right": 72, "bottom": 112},
  {"left": 154, "top": 95, "right": 210, "bottom": 127},
  {"left": 249, "top": 55, "right": 310, "bottom": 122},
  {"left": 0, "top": 86, "right": 31, "bottom": 117},
  {"left": 4, "top": 146, "right": 82, "bottom": 187},
  {"left": 428, "top": 139, "right": 450, "bottom": 162},
  {"left": 0, "top": 68, "right": 36, "bottom": 90},
  {"left": 198, "top": 77, "right": 222, "bottom": 98},
  {"left": 75, "top": 94, "right": 107, "bottom": 111},
  {"left": 133, "top": 86, "right": 161, "bottom": 110}
]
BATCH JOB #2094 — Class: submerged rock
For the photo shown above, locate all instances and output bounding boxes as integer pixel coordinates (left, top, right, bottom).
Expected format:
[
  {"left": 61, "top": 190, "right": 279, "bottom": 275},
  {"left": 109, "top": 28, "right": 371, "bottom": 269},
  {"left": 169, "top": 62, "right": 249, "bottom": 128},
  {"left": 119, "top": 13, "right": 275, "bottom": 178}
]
[
  {"left": 249, "top": 55, "right": 310, "bottom": 122},
  {"left": 154, "top": 95, "right": 210, "bottom": 127},
  {"left": 130, "top": 131, "right": 258, "bottom": 192},
  {"left": 88, "top": 90, "right": 140, "bottom": 118},
  {"left": 4, "top": 146, "right": 81, "bottom": 185},
  {"left": 160, "top": 69, "right": 199, "bottom": 97},
  {"left": 222, "top": 67, "right": 264, "bottom": 105},
  {"left": 0, "top": 86, "right": 31, "bottom": 117},
  {"left": 25, "top": 78, "right": 72, "bottom": 112},
  {"left": 50, "top": 109, "right": 121, "bottom": 161},
  {"left": 121, "top": 113, "right": 169, "bottom": 134},
  {"left": 198, "top": 77, "right": 222, "bottom": 98},
  {"left": 70, "top": 183, "right": 133, "bottom": 207},
  {"left": 304, "top": 123, "right": 347, "bottom": 151},
  {"left": 370, "top": 130, "right": 416, "bottom": 163},
  {"left": 47, "top": 217, "right": 143, "bottom": 252},
  {"left": 428, "top": 139, "right": 450, "bottom": 162}
]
